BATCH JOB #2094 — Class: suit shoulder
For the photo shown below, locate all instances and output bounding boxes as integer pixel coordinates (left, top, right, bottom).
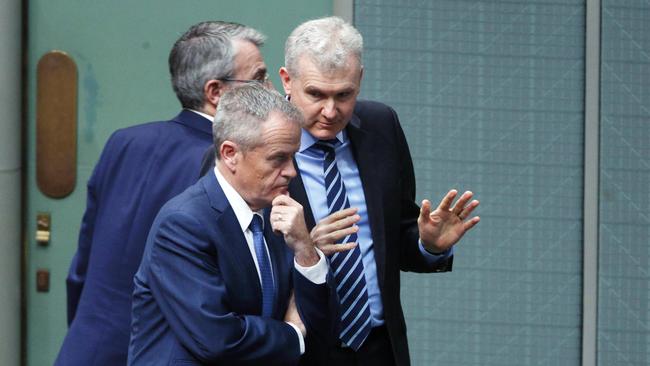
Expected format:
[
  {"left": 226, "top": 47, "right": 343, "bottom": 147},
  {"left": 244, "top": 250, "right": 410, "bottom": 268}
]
[
  {"left": 159, "top": 179, "right": 208, "bottom": 214},
  {"left": 156, "top": 176, "right": 222, "bottom": 230},
  {"left": 354, "top": 99, "right": 396, "bottom": 117},
  {"left": 107, "top": 120, "right": 177, "bottom": 146}
]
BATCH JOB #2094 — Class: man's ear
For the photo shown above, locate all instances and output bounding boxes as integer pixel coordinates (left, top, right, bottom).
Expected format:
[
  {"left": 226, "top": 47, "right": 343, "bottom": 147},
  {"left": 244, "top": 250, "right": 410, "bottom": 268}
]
[
  {"left": 279, "top": 67, "right": 292, "bottom": 95},
  {"left": 219, "top": 141, "right": 239, "bottom": 173},
  {"left": 204, "top": 79, "right": 228, "bottom": 110}
]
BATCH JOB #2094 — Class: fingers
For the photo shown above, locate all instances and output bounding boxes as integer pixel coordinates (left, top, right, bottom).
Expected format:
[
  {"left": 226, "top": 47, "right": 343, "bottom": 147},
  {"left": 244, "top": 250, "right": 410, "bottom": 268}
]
[
  {"left": 458, "top": 199, "right": 480, "bottom": 220},
  {"left": 437, "top": 190, "right": 458, "bottom": 211},
  {"left": 312, "top": 225, "right": 359, "bottom": 246},
  {"left": 451, "top": 191, "right": 474, "bottom": 216},
  {"left": 311, "top": 208, "right": 360, "bottom": 245},
  {"left": 419, "top": 199, "right": 432, "bottom": 222},
  {"left": 272, "top": 194, "right": 299, "bottom": 208},
  {"left": 463, "top": 216, "right": 480, "bottom": 231},
  {"left": 318, "top": 242, "right": 357, "bottom": 256},
  {"left": 320, "top": 207, "right": 358, "bottom": 225}
]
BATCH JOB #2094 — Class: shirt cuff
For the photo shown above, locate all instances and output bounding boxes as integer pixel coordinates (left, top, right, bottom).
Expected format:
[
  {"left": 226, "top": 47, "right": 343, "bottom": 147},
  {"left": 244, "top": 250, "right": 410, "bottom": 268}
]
[
  {"left": 294, "top": 247, "right": 327, "bottom": 284},
  {"left": 286, "top": 321, "right": 305, "bottom": 354},
  {"left": 418, "top": 240, "right": 453, "bottom": 265}
]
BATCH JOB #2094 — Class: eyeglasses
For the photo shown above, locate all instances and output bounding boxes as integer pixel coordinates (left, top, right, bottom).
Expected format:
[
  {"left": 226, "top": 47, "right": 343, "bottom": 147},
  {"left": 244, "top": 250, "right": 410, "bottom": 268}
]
[{"left": 220, "top": 73, "right": 270, "bottom": 85}]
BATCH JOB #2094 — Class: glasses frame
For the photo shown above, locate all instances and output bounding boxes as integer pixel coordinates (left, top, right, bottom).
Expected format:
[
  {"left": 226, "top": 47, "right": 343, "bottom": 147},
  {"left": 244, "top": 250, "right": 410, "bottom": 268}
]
[{"left": 219, "top": 74, "right": 270, "bottom": 85}]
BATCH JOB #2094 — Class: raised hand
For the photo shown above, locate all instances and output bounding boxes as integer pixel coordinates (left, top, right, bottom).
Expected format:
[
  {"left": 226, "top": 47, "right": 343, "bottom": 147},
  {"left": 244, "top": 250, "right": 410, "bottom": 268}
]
[
  {"left": 270, "top": 194, "right": 319, "bottom": 266},
  {"left": 418, "top": 190, "right": 480, "bottom": 254},
  {"left": 310, "top": 207, "right": 359, "bottom": 256}
]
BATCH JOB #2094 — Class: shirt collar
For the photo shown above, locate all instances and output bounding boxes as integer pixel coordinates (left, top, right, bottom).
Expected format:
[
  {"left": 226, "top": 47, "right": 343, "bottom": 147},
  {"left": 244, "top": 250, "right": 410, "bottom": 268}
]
[
  {"left": 299, "top": 128, "right": 347, "bottom": 153},
  {"left": 213, "top": 166, "right": 263, "bottom": 232},
  {"left": 188, "top": 109, "right": 215, "bottom": 122}
]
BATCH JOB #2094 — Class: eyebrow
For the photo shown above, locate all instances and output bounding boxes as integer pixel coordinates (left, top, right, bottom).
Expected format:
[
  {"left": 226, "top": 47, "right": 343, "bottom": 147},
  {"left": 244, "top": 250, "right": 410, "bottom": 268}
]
[{"left": 305, "top": 85, "right": 355, "bottom": 95}]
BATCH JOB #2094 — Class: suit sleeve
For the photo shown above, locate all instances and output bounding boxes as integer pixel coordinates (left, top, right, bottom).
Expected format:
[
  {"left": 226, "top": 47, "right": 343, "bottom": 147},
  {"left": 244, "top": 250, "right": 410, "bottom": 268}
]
[
  {"left": 147, "top": 210, "right": 301, "bottom": 365},
  {"left": 65, "top": 177, "right": 97, "bottom": 324},
  {"left": 293, "top": 265, "right": 338, "bottom": 347},
  {"left": 390, "top": 106, "right": 453, "bottom": 273}
]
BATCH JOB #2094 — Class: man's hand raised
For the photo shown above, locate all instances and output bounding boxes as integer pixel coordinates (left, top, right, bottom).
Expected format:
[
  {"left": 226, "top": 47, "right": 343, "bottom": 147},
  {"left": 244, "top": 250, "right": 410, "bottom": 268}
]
[{"left": 418, "top": 190, "right": 480, "bottom": 254}]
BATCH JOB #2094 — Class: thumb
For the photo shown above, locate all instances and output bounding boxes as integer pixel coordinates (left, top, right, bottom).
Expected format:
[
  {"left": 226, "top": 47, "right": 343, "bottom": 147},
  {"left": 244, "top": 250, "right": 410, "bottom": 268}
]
[{"left": 419, "top": 199, "right": 432, "bottom": 222}]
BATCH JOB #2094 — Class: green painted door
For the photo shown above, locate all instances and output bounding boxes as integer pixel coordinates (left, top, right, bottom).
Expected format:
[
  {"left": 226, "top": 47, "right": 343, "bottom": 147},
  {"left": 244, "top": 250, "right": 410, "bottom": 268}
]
[{"left": 24, "top": 1, "right": 330, "bottom": 364}]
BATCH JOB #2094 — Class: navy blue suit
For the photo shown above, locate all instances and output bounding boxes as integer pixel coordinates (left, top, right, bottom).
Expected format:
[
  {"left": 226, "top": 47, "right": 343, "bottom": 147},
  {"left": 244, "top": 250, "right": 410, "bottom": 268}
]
[
  {"left": 128, "top": 172, "right": 330, "bottom": 365},
  {"left": 199, "top": 101, "right": 453, "bottom": 366},
  {"left": 56, "top": 110, "right": 213, "bottom": 365}
]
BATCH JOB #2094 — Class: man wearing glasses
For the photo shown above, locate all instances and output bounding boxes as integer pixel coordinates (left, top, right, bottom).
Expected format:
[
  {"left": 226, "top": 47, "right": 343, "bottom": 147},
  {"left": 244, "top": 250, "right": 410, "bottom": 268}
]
[{"left": 56, "top": 21, "right": 271, "bottom": 366}]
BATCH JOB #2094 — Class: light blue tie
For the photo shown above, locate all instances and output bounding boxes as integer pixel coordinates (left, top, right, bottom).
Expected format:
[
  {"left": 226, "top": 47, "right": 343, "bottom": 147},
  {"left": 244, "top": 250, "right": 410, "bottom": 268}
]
[
  {"left": 250, "top": 214, "right": 275, "bottom": 318},
  {"left": 312, "top": 139, "right": 372, "bottom": 351}
]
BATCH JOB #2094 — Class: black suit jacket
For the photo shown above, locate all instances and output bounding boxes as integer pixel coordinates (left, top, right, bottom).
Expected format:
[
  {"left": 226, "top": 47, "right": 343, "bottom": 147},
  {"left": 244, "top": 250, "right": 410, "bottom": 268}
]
[{"left": 200, "top": 100, "right": 452, "bottom": 366}]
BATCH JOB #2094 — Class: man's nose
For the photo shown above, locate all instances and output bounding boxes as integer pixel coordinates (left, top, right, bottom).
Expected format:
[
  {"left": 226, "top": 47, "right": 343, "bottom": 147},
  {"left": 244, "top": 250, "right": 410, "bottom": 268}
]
[
  {"left": 321, "top": 99, "right": 336, "bottom": 119},
  {"left": 284, "top": 161, "right": 297, "bottom": 178}
]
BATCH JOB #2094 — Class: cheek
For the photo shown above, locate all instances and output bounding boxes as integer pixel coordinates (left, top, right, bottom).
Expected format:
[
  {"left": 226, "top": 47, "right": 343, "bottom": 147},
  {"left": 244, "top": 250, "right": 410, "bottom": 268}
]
[
  {"left": 338, "top": 101, "right": 356, "bottom": 117},
  {"left": 304, "top": 106, "right": 323, "bottom": 121}
]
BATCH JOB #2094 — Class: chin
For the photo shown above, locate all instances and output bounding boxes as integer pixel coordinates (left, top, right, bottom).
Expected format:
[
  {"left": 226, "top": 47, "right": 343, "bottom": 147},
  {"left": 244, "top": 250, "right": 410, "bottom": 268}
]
[{"left": 313, "top": 129, "right": 339, "bottom": 140}]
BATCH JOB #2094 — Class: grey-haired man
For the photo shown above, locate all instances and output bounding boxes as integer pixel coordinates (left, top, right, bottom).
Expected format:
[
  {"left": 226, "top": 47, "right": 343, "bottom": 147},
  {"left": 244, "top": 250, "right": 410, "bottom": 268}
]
[
  {"left": 57, "top": 21, "right": 271, "bottom": 365},
  {"left": 280, "top": 17, "right": 480, "bottom": 366}
]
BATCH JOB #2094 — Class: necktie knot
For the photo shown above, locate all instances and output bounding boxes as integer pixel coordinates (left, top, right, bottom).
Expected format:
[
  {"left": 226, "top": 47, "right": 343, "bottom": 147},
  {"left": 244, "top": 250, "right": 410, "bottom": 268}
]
[
  {"left": 311, "top": 139, "right": 339, "bottom": 155},
  {"left": 250, "top": 214, "right": 263, "bottom": 234}
]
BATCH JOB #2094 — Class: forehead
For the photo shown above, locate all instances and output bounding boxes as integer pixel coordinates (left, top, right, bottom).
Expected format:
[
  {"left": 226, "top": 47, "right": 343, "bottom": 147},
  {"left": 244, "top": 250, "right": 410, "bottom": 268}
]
[
  {"left": 293, "top": 55, "right": 361, "bottom": 88},
  {"left": 232, "top": 40, "right": 266, "bottom": 74},
  {"left": 258, "top": 112, "right": 301, "bottom": 148}
]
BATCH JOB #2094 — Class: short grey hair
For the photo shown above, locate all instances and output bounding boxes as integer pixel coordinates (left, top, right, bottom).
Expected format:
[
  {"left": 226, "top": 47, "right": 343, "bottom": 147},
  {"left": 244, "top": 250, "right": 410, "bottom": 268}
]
[
  {"left": 213, "top": 84, "right": 304, "bottom": 158},
  {"left": 285, "top": 16, "right": 363, "bottom": 76},
  {"left": 169, "top": 21, "right": 266, "bottom": 110}
]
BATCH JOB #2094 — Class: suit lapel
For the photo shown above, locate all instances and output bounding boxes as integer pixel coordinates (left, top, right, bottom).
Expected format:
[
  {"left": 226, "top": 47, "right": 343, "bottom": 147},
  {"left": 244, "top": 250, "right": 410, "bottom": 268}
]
[
  {"left": 346, "top": 114, "right": 387, "bottom": 288},
  {"left": 289, "top": 159, "right": 316, "bottom": 230},
  {"left": 201, "top": 173, "right": 264, "bottom": 315}
]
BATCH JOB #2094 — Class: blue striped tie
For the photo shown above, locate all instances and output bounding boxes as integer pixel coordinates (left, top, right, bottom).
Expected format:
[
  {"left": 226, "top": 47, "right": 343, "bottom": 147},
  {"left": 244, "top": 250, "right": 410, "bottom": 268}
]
[
  {"left": 312, "top": 139, "right": 372, "bottom": 351},
  {"left": 250, "top": 214, "right": 275, "bottom": 318}
]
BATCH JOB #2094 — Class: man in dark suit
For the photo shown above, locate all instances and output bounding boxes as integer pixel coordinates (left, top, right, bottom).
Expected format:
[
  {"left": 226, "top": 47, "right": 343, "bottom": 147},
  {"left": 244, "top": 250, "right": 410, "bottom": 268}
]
[
  {"left": 56, "top": 21, "right": 271, "bottom": 365},
  {"left": 278, "top": 17, "right": 481, "bottom": 366},
  {"left": 129, "top": 84, "right": 336, "bottom": 365}
]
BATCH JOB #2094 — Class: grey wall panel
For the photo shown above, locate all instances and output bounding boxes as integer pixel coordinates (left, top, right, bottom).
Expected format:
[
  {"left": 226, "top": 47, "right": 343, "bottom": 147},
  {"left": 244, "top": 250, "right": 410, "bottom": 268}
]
[
  {"left": 599, "top": 2, "right": 650, "bottom": 365},
  {"left": 355, "top": 1, "right": 585, "bottom": 365}
]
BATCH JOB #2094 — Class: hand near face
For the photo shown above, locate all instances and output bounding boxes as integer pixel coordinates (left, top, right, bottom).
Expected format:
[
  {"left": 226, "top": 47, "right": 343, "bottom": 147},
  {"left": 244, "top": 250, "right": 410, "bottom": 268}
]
[
  {"left": 310, "top": 207, "right": 359, "bottom": 256},
  {"left": 270, "top": 194, "right": 319, "bottom": 266},
  {"left": 418, "top": 190, "right": 480, "bottom": 253}
]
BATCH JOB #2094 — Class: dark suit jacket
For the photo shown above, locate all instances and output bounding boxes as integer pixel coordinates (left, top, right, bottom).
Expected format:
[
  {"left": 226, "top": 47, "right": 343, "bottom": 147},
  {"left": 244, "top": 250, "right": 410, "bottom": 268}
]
[
  {"left": 199, "top": 100, "right": 452, "bottom": 366},
  {"left": 128, "top": 172, "right": 330, "bottom": 365},
  {"left": 56, "top": 110, "right": 213, "bottom": 366}
]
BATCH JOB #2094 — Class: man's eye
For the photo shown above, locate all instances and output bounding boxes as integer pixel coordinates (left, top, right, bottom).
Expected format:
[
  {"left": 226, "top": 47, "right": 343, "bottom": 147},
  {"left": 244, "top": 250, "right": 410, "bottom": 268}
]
[
  {"left": 270, "top": 155, "right": 288, "bottom": 164},
  {"left": 307, "top": 91, "right": 323, "bottom": 98}
]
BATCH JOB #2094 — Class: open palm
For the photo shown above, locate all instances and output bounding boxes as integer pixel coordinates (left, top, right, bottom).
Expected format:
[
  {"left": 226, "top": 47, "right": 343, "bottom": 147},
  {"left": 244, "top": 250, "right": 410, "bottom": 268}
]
[{"left": 418, "top": 190, "right": 480, "bottom": 253}]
